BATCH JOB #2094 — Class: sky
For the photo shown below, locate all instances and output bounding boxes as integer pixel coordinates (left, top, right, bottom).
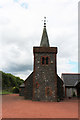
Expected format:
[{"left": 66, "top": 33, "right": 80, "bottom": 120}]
[{"left": 0, "top": 0, "right": 79, "bottom": 80}]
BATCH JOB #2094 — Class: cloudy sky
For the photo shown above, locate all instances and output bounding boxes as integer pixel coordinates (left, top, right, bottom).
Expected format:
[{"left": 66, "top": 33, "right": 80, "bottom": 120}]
[{"left": 0, "top": 0, "right": 79, "bottom": 80}]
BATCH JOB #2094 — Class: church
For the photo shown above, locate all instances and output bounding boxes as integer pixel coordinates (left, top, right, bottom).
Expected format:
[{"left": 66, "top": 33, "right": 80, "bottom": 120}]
[{"left": 19, "top": 18, "right": 64, "bottom": 102}]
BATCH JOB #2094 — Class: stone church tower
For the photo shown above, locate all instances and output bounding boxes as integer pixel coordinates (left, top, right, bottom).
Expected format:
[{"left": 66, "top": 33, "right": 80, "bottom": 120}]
[
  {"left": 33, "top": 18, "right": 58, "bottom": 101},
  {"left": 22, "top": 18, "right": 63, "bottom": 101}
]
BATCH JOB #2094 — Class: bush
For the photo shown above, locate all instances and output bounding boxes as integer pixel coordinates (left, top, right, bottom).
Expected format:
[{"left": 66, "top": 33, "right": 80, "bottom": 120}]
[
  {"left": 73, "top": 92, "right": 76, "bottom": 97},
  {"left": 12, "top": 87, "right": 19, "bottom": 93}
]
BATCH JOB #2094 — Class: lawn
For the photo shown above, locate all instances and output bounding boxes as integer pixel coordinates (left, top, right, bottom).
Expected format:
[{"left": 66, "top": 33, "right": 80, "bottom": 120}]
[{"left": 0, "top": 90, "right": 13, "bottom": 95}]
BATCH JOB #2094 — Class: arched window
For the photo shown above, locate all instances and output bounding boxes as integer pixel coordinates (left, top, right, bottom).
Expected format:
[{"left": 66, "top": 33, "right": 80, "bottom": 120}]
[
  {"left": 41, "top": 56, "right": 50, "bottom": 65},
  {"left": 42, "top": 57, "right": 45, "bottom": 64},
  {"left": 46, "top": 57, "right": 48, "bottom": 64}
]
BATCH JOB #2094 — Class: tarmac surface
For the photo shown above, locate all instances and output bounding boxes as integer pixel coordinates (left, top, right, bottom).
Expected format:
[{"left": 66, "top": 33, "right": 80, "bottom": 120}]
[{"left": 2, "top": 94, "right": 79, "bottom": 118}]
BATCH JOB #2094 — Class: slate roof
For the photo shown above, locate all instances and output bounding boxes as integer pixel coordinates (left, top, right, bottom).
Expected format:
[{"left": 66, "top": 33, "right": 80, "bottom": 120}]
[
  {"left": 20, "top": 72, "right": 33, "bottom": 88},
  {"left": 61, "top": 73, "right": 80, "bottom": 87},
  {"left": 57, "top": 75, "right": 63, "bottom": 83},
  {"left": 20, "top": 83, "right": 25, "bottom": 88},
  {"left": 40, "top": 27, "right": 50, "bottom": 47},
  {"left": 25, "top": 72, "right": 33, "bottom": 82}
]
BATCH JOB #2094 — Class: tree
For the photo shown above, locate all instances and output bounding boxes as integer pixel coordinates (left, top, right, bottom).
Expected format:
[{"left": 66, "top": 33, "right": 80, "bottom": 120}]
[{"left": 2, "top": 71, "right": 24, "bottom": 92}]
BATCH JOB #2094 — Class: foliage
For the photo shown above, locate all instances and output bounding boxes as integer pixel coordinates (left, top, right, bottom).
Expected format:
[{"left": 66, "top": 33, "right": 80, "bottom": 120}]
[
  {"left": 12, "top": 87, "right": 19, "bottom": 93},
  {"left": 73, "top": 92, "right": 76, "bottom": 97},
  {"left": 2, "top": 90, "right": 12, "bottom": 95},
  {"left": 1, "top": 71, "right": 24, "bottom": 94}
]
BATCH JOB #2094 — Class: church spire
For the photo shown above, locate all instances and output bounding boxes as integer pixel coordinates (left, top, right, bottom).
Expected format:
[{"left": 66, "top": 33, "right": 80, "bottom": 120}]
[{"left": 40, "top": 17, "right": 50, "bottom": 47}]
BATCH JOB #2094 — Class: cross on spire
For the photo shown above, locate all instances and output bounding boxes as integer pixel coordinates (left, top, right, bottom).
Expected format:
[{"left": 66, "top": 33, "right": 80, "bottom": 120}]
[
  {"left": 40, "top": 17, "right": 50, "bottom": 47},
  {"left": 42, "top": 17, "right": 48, "bottom": 28},
  {"left": 44, "top": 16, "right": 46, "bottom": 28}
]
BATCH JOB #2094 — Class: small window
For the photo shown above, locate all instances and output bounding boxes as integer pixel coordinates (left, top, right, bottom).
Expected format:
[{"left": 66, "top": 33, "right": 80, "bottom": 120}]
[
  {"left": 46, "top": 57, "right": 48, "bottom": 64},
  {"left": 42, "top": 57, "right": 45, "bottom": 64},
  {"left": 36, "top": 82, "right": 39, "bottom": 89},
  {"left": 41, "top": 56, "right": 50, "bottom": 65}
]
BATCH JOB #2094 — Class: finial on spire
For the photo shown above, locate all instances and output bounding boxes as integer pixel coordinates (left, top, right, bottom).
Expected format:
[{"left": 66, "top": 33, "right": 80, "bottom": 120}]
[
  {"left": 40, "top": 17, "right": 50, "bottom": 47},
  {"left": 42, "top": 16, "right": 48, "bottom": 28},
  {"left": 44, "top": 16, "right": 46, "bottom": 28}
]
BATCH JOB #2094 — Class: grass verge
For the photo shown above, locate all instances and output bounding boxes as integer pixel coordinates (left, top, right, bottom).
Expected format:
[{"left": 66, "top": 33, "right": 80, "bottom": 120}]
[{"left": 1, "top": 90, "right": 13, "bottom": 95}]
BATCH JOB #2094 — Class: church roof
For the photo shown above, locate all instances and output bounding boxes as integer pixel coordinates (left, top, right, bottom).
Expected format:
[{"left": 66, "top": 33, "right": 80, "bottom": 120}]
[
  {"left": 61, "top": 73, "right": 80, "bottom": 87},
  {"left": 20, "top": 83, "right": 25, "bottom": 88},
  {"left": 25, "top": 72, "right": 33, "bottom": 82},
  {"left": 40, "top": 26, "right": 50, "bottom": 47}
]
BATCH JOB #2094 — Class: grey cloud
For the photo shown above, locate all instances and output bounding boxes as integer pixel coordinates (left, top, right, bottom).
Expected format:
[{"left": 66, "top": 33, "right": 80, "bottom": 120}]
[
  {"left": 3, "top": 63, "right": 32, "bottom": 73},
  {"left": 0, "top": 0, "right": 78, "bottom": 79}
]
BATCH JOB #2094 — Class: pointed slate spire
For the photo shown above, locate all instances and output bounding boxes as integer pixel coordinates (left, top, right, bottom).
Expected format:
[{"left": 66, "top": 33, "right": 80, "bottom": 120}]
[{"left": 40, "top": 17, "right": 50, "bottom": 47}]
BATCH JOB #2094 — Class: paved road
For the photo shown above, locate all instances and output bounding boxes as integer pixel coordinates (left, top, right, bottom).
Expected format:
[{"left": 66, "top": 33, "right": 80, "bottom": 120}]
[{"left": 2, "top": 94, "right": 79, "bottom": 118}]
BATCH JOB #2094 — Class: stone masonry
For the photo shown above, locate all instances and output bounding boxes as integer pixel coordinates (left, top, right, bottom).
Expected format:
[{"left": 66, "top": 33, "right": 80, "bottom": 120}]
[{"left": 33, "top": 47, "right": 58, "bottom": 101}]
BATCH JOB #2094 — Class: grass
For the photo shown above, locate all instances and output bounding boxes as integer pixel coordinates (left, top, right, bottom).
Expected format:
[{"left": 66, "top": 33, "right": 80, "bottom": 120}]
[{"left": 0, "top": 90, "right": 13, "bottom": 95}]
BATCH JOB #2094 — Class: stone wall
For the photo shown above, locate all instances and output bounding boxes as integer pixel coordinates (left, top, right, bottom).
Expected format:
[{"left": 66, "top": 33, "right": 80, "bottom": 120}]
[
  {"left": 24, "top": 72, "right": 33, "bottom": 99},
  {"left": 57, "top": 75, "right": 64, "bottom": 100},
  {"left": 19, "top": 87, "right": 25, "bottom": 96},
  {"left": 33, "top": 47, "right": 57, "bottom": 101}
]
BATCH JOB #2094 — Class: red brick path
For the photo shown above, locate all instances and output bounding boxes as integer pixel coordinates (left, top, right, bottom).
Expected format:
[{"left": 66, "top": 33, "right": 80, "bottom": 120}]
[{"left": 2, "top": 94, "right": 78, "bottom": 118}]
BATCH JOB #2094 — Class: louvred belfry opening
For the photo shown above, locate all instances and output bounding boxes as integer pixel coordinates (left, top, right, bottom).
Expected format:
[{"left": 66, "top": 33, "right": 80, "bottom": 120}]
[{"left": 41, "top": 56, "right": 50, "bottom": 65}]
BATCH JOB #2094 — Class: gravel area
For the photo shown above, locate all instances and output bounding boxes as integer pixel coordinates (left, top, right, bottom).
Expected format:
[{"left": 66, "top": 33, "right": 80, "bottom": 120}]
[{"left": 2, "top": 94, "right": 79, "bottom": 118}]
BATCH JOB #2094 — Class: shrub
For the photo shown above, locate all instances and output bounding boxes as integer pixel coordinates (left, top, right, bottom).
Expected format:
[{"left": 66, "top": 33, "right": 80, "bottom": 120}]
[
  {"left": 73, "top": 92, "right": 76, "bottom": 97},
  {"left": 12, "top": 87, "right": 19, "bottom": 93}
]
